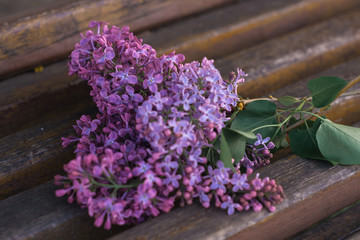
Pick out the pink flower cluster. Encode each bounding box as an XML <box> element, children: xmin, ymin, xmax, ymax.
<box><xmin>55</xmin><ymin>21</ymin><xmax>285</xmax><ymax>229</ymax></box>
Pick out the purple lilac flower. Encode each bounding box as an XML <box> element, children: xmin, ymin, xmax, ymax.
<box><xmin>55</xmin><ymin>22</ymin><xmax>285</xmax><ymax>229</ymax></box>
<box><xmin>221</xmin><ymin>196</ymin><xmax>241</xmax><ymax>215</ymax></box>
<box><xmin>143</xmin><ymin>71</ymin><xmax>163</xmax><ymax>93</ymax></box>
<box><xmin>254</xmin><ymin>133</ymin><xmax>270</xmax><ymax>147</ymax></box>
<box><xmin>93</xmin><ymin>47</ymin><xmax>115</xmax><ymax>65</ymax></box>
<box><xmin>231</xmin><ymin>173</ymin><xmax>250</xmax><ymax>192</ymax></box>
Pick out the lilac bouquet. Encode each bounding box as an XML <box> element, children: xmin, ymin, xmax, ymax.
<box><xmin>55</xmin><ymin>21</ymin><xmax>285</xmax><ymax>229</ymax></box>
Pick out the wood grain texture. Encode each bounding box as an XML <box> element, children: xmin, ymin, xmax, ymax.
<box><xmin>344</xmin><ymin>230</ymin><xmax>360</xmax><ymax>240</ymax></box>
<box><xmin>269</xmin><ymin>56</ymin><xmax>360</xmax><ymax>126</ymax></box>
<box><xmin>109</xmin><ymin>155</ymin><xmax>360</xmax><ymax>240</ymax></box>
<box><xmin>269</xmin><ymin>56</ymin><xmax>360</xmax><ymax>98</ymax></box>
<box><xmin>216</xmin><ymin>9</ymin><xmax>360</xmax><ymax>98</ymax></box>
<box><xmin>0</xmin><ymin>77</ymin><xmax>92</xmax><ymax>138</ymax></box>
<box><xmin>0</xmin><ymin>0</ymin><xmax>77</xmax><ymax>22</ymax></box>
<box><xmin>0</xmin><ymin>109</ymin><xmax>96</xmax><ymax>200</ymax></box>
<box><xmin>1</xmin><ymin>2</ymin><xmax>360</xmax><ymax>239</ymax></box>
<box><xmin>0</xmin><ymin>0</ymin><xmax>233</xmax><ymax>78</ymax></box>
<box><xmin>292</xmin><ymin>201</ymin><xmax>360</xmax><ymax>240</ymax></box>
<box><xmin>144</xmin><ymin>0</ymin><xmax>360</xmax><ymax>62</ymax></box>
<box><xmin>1</xmin><ymin>139</ymin><xmax>359</xmax><ymax>240</ymax></box>
<box><xmin>0</xmin><ymin>181</ymin><xmax>126</xmax><ymax>240</ymax></box>
<box><xmin>0</xmin><ymin>85</ymin><xmax>360</xmax><ymax>239</ymax></box>
<box><xmin>2</xmin><ymin>7</ymin><xmax>360</xmax><ymax>138</ymax></box>
<box><xmin>108</xmin><ymin>89</ymin><xmax>360</xmax><ymax>240</ymax></box>
<box><xmin>2</xmin><ymin>42</ymin><xmax>360</xmax><ymax>202</ymax></box>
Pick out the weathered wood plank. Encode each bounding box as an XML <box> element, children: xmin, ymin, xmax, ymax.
<box><xmin>216</xmin><ymin>9</ymin><xmax>360</xmax><ymax>98</ymax></box>
<box><xmin>0</xmin><ymin>0</ymin><xmax>233</xmax><ymax>78</ymax></box>
<box><xmin>1</xmin><ymin>123</ymin><xmax>359</xmax><ymax>240</ymax></box>
<box><xmin>0</xmin><ymin>2</ymin><xmax>359</xmax><ymax>240</ymax></box>
<box><xmin>269</xmin><ymin>56</ymin><xmax>360</xmax><ymax>98</ymax></box>
<box><xmin>109</xmin><ymin>155</ymin><xmax>360</xmax><ymax>240</ymax></box>
<box><xmin>0</xmin><ymin>181</ymin><xmax>125</xmax><ymax>240</ymax></box>
<box><xmin>292</xmin><ymin>201</ymin><xmax>360</xmax><ymax>240</ymax></box>
<box><xmin>2</xmin><ymin>8</ymin><xmax>360</xmax><ymax>138</ymax></box>
<box><xmin>0</xmin><ymin>67</ymin><xmax>359</xmax><ymax>238</ymax></box>
<box><xmin>1</xmin><ymin>56</ymin><xmax>359</xmax><ymax>240</ymax></box>
<box><xmin>144</xmin><ymin>0</ymin><xmax>360</xmax><ymax>62</ymax></box>
<box><xmin>1</xmin><ymin>51</ymin><xmax>360</xmax><ymax>201</ymax></box>
<box><xmin>0</xmin><ymin>109</ymin><xmax>96</xmax><ymax>200</ymax></box>
<box><xmin>0</xmin><ymin>0</ymin><xmax>77</xmax><ymax>22</ymax></box>
<box><xmin>269</xmin><ymin>56</ymin><xmax>360</xmax><ymax>126</ymax></box>
<box><xmin>0</xmin><ymin>75</ymin><xmax>92</xmax><ymax>138</ymax></box>
<box><xmin>0</xmin><ymin>61</ymin><xmax>359</xmax><ymax>239</ymax></box>
<box><xmin>345</xmin><ymin>230</ymin><xmax>360</xmax><ymax>240</ymax></box>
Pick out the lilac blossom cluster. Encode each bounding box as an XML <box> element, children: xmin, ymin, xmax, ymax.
<box><xmin>55</xmin><ymin>21</ymin><xmax>285</xmax><ymax>229</ymax></box>
<box><xmin>237</xmin><ymin>134</ymin><xmax>276</xmax><ymax>170</ymax></box>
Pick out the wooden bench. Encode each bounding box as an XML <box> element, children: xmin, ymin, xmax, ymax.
<box><xmin>1</xmin><ymin>0</ymin><xmax>360</xmax><ymax>239</ymax></box>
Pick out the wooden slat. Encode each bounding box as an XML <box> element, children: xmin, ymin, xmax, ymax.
<box><xmin>292</xmin><ymin>201</ymin><xmax>360</xmax><ymax>240</ymax></box>
<box><xmin>110</xmin><ymin>70</ymin><xmax>360</xmax><ymax>239</ymax></box>
<box><xmin>2</xmin><ymin>7</ymin><xmax>360</xmax><ymax>137</ymax></box>
<box><xmin>216</xmin><ymin>9</ymin><xmax>360</xmax><ymax>98</ymax></box>
<box><xmin>269</xmin><ymin>56</ymin><xmax>360</xmax><ymax>98</ymax></box>
<box><xmin>268</xmin><ymin>56</ymin><xmax>360</xmax><ymax>126</ymax></box>
<box><xmin>345</xmin><ymin>230</ymin><xmax>360</xmax><ymax>240</ymax></box>
<box><xmin>0</xmin><ymin>181</ymin><xmax>125</xmax><ymax>240</ymax></box>
<box><xmin>0</xmin><ymin>109</ymin><xmax>95</xmax><ymax>200</ymax></box>
<box><xmin>109</xmin><ymin>159</ymin><xmax>360</xmax><ymax>240</ymax></box>
<box><xmin>0</xmin><ymin>67</ymin><xmax>91</xmax><ymax>137</ymax></box>
<box><xmin>0</xmin><ymin>0</ymin><xmax>233</xmax><ymax>78</ymax></box>
<box><xmin>1</xmin><ymin>119</ymin><xmax>359</xmax><ymax>240</ymax></box>
<box><xmin>144</xmin><ymin>0</ymin><xmax>360</xmax><ymax>62</ymax></box>
<box><xmin>0</xmin><ymin>69</ymin><xmax>359</xmax><ymax>239</ymax></box>
<box><xmin>0</xmin><ymin>0</ymin><xmax>77</xmax><ymax>22</ymax></box>
<box><xmin>1</xmin><ymin>2</ymin><xmax>360</xmax><ymax>239</ymax></box>
<box><xmin>2</xmin><ymin>21</ymin><xmax>360</xmax><ymax>200</ymax></box>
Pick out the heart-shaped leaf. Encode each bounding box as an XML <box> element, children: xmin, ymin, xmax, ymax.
<box><xmin>316</xmin><ymin>119</ymin><xmax>360</xmax><ymax>164</ymax></box>
<box><xmin>206</xmin><ymin>147</ymin><xmax>220</xmax><ymax>165</ymax></box>
<box><xmin>289</xmin><ymin>119</ymin><xmax>325</xmax><ymax>160</ymax></box>
<box><xmin>220</xmin><ymin>128</ymin><xmax>246</xmax><ymax>169</ymax></box>
<box><xmin>307</xmin><ymin>76</ymin><xmax>347</xmax><ymax>108</ymax></box>
<box><xmin>231</xmin><ymin>100</ymin><xmax>277</xmax><ymax>143</ymax></box>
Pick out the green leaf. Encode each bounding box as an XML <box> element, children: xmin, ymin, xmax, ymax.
<box><xmin>213</xmin><ymin>137</ymin><xmax>220</xmax><ymax>150</ymax></box>
<box><xmin>229</xmin><ymin>128</ymin><xmax>257</xmax><ymax>139</ymax></box>
<box><xmin>273</xmin><ymin>133</ymin><xmax>289</xmax><ymax>149</ymax></box>
<box><xmin>278</xmin><ymin>96</ymin><xmax>299</xmax><ymax>106</ymax></box>
<box><xmin>307</xmin><ymin>76</ymin><xmax>347</xmax><ymax>108</ymax></box>
<box><xmin>289</xmin><ymin>118</ymin><xmax>326</xmax><ymax>160</ymax></box>
<box><xmin>206</xmin><ymin>147</ymin><xmax>220</xmax><ymax>165</ymax></box>
<box><xmin>231</xmin><ymin>100</ymin><xmax>277</xmax><ymax>143</ymax></box>
<box><xmin>316</xmin><ymin>119</ymin><xmax>360</xmax><ymax>165</ymax></box>
<box><xmin>220</xmin><ymin>128</ymin><xmax>246</xmax><ymax>169</ymax></box>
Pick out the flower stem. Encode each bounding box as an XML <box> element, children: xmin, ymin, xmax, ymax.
<box><xmin>91</xmin><ymin>180</ymin><xmax>137</xmax><ymax>189</ymax></box>
<box><xmin>251</xmin><ymin>124</ymin><xmax>281</xmax><ymax>133</ymax></box>
<box><xmin>285</xmin><ymin>75</ymin><xmax>360</xmax><ymax>132</ymax></box>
